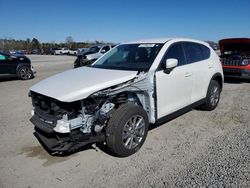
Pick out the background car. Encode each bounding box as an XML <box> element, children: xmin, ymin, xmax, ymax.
<box><xmin>0</xmin><ymin>52</ymin><xmax>35</xmax><ymax>80</ymax></box>
<box><xmin>55</xmin><ymin>48</ymin><xmax>69</xmax><ymax>55</ymax></box>
<box><xmin>77</xmin><ymin>48</ymin><xmax>88</xmax><ymax>55</ymax></box>
<box><xmin>69</xmin><ymin>48</ymin><xmax>78</xmax><ymax>55</ymax></box>
<box><xmin>74</xmin><ymin>45</ymin><xmax>115</xmax><ymax>68</ymax></box>
<box><xmin>219</xmin><ymin>38</ymin><xmax>250</xmax><ymax>79</ymax></box>
<box><xmin>31</xmin><ymin>49</ymin><xmax>42</xmax><ymax>54</ymax></box>
<box><xmin>42</xmin><ymin>48</ymin><xmax>57</xmax><ymax>55</ymax></box>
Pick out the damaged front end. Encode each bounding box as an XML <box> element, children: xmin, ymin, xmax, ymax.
<box><xmin>29</xmin><ymin>71</ymin><xmax>154</xmax><ymax>155</ymax></box>
<box><xmin>30</xmin><ymin>91</ymin><xmax>118</xmax><ymax>155</ymax></box>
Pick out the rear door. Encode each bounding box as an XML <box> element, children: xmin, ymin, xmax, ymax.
<box><xmin>183</xmin><ymin>42</ymin><xmax>211</xmax><ymax>102</ymax></box>
<box><xmin>155</xmin><ymin>42</ymin><xmax>193</xmax><ymax>118</ymax></box>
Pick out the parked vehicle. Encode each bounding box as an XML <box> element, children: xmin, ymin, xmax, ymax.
<box><xmin>219</xmin><ymin>38</ymin><xmax>250</xmax><ymax>79</ymax></box>
<box><xmin>29</xmin><ymin>38</ymin><xmax>223</xmax><ymax>157</ymax></box>
<box><xmin>69</xmin><ymin>48</ymin><xmax>78</xmax><ymax>56</ymax></box>
<box><xmin>77</xmin><ymin>48</ymin><xmax>88</xmax><ymax>55</ymax></box>
<box><xmin>22</xmin><ymin>50</ymin><xmax>32</xmax><ymax>55</ymax></box>
<box><xmin>43</xmin><ymin>48</ymin><xmax>57</xmax><ymax>55</ymax></box>
<box><xmin>0</xmin><ymin>50</ymin><xmax>10</xmax><ymax>54</ymax></box>
<box><xmin>74</xmin><ymin>45</ymin><xmax>115</xmax><ymax>68</ymax></box>
<box><xmin>55</xmin><ymin>48</ymin><xmax>69</xmax><ymax>55</ymax></box>
<box><xmin>0</xmin><ymin>52</ymin><xmax>35</xmax><ymax>80</ymax></box>
<box><xmin>31</xmin><ymin>49</ymin><xmax>42</xmax><ymax>54</ymax></box>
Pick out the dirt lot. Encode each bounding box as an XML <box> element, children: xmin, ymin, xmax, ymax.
<box><xmin>0</xmin><ymin>55</ymin><xmax>249</xmax><ymax>188</ymax></box>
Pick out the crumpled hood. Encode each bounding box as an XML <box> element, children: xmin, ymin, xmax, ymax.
<box><xmin>30</xmin><ymin>67</ymin><xmax>137</xmax><ymax>102</ymax></box>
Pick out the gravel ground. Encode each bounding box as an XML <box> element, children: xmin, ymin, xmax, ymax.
<box><xmin>0</xmin><ymin>55</ymin><xmax>249</xmax><ymax>188</ymax></box>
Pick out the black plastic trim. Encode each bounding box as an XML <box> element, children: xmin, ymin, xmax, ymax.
<box><xmin>30</xmin><ymin>115</ymin><xmax>55</xmax><ymax>134</ymax></box>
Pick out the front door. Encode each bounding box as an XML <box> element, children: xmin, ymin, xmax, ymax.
<box><xmin>155</xmin><ymin>42</ymin><xmax>193</xmax><ymax>119</ymax></box>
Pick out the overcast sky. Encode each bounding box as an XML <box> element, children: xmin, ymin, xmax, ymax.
<box><xmin>0</xmin><ymin>0</ymin><xmax>249</xmax><ymax>43</ymax></box>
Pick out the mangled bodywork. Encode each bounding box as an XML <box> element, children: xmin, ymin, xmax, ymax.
<box><xmin>30</xmin><ymin>67</ymin><xmax>155</xmax><ymax>154</ymax></box>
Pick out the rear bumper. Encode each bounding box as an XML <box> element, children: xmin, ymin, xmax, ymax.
<box><xmin>223</xmin><ymin>67</ymin><xmax>250</xmax><ymax>79</ymax></box>
<box><xmin>31</xmin><ymin>115</ymin><xmax>105</xmax><ymax>155</ymax></box>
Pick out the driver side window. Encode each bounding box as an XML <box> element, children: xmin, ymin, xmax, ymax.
<box><xmin>158</xmin><ymin>43</ymin><xmax>186</xmax><ymax>71</ymax></box>
<box><xmin>163</xmin><ymin>43</ymin><xmax>186</xmax><ymax>67</ymax></box>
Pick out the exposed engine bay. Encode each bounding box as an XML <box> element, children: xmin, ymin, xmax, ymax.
<box><xmin>30</xmin><ymin>72</ymin><xmax>154</xmax><ymax>155</ymax></box>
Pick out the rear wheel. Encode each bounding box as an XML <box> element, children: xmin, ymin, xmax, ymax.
<box><xmin>17</xmin><ymin>66</ymin><xmax>33</xmax><ymax>80</ymax></box>
<box><xmin>200</xmin><ymin>80</ymin><xmax>221</xmax><ymax>110</ymax></box>
<box><xmin>106</xmin><ymin>103</ymin><xmax>149</xmax><ymax>157</ymax></box>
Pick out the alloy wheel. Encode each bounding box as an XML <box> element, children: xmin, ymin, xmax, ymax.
<box><xmin>122</xmin><ymin>115</ymin><xmax>145</xmax><ymax>150</ymax></box>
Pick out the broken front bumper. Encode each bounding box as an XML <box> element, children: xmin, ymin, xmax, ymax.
<box><xmin>30</xmin><ymin>115</ymin><xmax>105</xmax><ymax>155</ymax></box>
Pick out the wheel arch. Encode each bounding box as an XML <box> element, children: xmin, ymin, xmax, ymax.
<box><xmin>211</xmin><ymin>72</ymin><xmax>223</xmax><ymax>90</ymax></box>
<box><xmin>109</xmin><ymin>90</ymin><xmax>152</xmax><ymax>122</ymax></box>
<box><xmin>112</xmin><ymin>91</ymin><xmax>144</xmax><ymax>108</ymax></box>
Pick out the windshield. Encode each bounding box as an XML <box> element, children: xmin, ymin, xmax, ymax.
<box><xmin>88</xmin><ymin>46</ymin><xmax>101</xmax><ymax>53</ymax></box>
<box><xmin>92</xmin><ymin>43</ymin><xmax>163</xmax><ymax>71</ymax></box>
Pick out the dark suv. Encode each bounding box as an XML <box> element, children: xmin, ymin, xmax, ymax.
<box><xmin>0</xmin><ymin>52</ymin><xmax>35</xmax><ymax>80</ymax></box>
<box><xmin>74</xmin><ymin>45</ymin><xmax>115</xmax><ymax>68</ymax></box>
<box><xmin>219</xmin><ymin>38</ymin><xmax>250</xmax><ymax>79</ymax></box>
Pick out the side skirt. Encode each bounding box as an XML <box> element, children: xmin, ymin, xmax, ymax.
<box><xmin>155</xmin><ymin>98</ymin><xmax>206</xmax><ymax>126</ymax></box>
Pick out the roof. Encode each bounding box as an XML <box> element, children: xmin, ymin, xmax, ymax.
<box><xmin>122</xmin><ymin>37</ymin><xmax>209</xmax><ymax>46</ymax></box>
<box><xmin>123</xmin><ymin>38</ymin><xmax>173</xmax><ymax>44</ymax></box>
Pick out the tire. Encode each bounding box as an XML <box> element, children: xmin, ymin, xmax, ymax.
<box><xmin>106</xmin><ymin>103</ymin><xmax>149</xmax><ymax>157</ymax></box>
<box><xmin>200</xmin><ymin>80</ymin><xmax>221</xmax><ymax>111</ymax></box>
<box><xmin>17</xmin><ymin>66</ymin><xmax>33</xmax><ymax>80</ymax></box>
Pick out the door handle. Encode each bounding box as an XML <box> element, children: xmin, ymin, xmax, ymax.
<box><xmin>185</xmin><ymin>72</ymin><xmax>191</xmax><ymax>77</ymax></box>
<box><xmin>208</xmin><ymin>64</ymin><xmax>213</xmax><ymax>69</ymax></box>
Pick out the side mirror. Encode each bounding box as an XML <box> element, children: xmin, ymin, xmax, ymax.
<box><xmin>164</xmin><ymin>58</ymin><xmax>178</xmax><ymax>73</ymax></box>
<box><xmin>101</xmin><ymin>49</ymin><xmax>106</xmax><ymax>54</ymax></box>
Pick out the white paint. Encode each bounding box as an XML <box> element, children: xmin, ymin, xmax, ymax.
<box><xmin>30</xmin><ymin>66</ymin><xmax>137</xmax><ymax>102</ymax></box>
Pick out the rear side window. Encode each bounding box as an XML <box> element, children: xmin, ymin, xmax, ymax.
<box><xmin>199</xmin><ymin>44</ymin><xmax>210</xmax><ymax>59</ymax></box>
<box><xmin>183</xmin><ymin>42</ymin><xmax>211</xmax><ymax>64</ymax></box>
<box><xmin>162</xmin><ymin>43</ymin><xmax>186</xmax><ymax>67</ymax></box>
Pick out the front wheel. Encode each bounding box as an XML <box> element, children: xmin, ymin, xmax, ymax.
<box><xmin>106</xmin><ymin>104</ymin><xmax>149</xmax><ymax>157</ymax></box>
<box><xmin>200</xmin><ymin>80</ymin><xmax>221</xmax><ymax>111</ymax></box>
<box><xmin>17</xmin><ymin>66</ymin><xmax>33</xmax><ymax>80</ymax></box>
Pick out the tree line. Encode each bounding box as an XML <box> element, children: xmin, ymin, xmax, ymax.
<box><xmin>0</xmin><ymin>37</ymin><xmax>217</xmax><ymax>51</ymax></box>
<box><xmin>0</xmin><ymin>36</ymin><xmax>112</xmax><ymax>51</ymax></box>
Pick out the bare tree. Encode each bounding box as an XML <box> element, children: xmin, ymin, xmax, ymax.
<box><xmin>65</xmin><ymin>36</ymin><xmax>74</xmax><ymax>48</ymax></box>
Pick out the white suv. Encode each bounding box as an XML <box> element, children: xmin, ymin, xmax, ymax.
<box><xmin>29</xmin><ymin>38</ymin><xmax>223</xmax><ymax>157</ymax></box>
<box><xmin>54</xmin><ymin>48</ymin><xmax>69</xmax><ymax>55</ymax></box>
